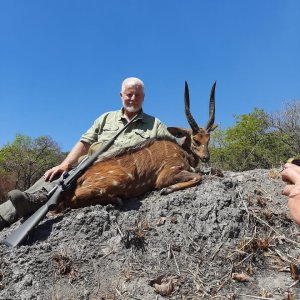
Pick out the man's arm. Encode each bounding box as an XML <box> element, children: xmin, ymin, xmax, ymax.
<box><xmin>282</xmin><ymin>163</ymin><xmax>300</xmax><ymax>225</ymax></box>
<box><xmin>44</xmin><ymin>141</ymin><xmax>91</xmax><ymax>182</ymax></box>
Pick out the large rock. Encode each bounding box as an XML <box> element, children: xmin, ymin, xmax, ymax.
<box><xmin>0</xmin><ymin>169</ymin><xmax>299</xmax><ymax>299</ymax></box>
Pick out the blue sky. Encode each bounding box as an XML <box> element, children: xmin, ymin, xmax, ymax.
<box><xmin>1</xmin><ymin>0</ymin><xmax>299</xmax><ymax>151</ymax></box>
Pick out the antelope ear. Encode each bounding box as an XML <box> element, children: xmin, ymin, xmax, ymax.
<box><xmin>209</xmin><ymin>124</ymin><xmax>218</xmax><ymax>132</ymax></box>
<box><xmin>167</xmin><ymin>127</ymin><xmax>191</xmax><ymax>138</ymax></box>
<box><xmin>176</xmin><ymin>136</ymin><xmax>186</xmax><ymax>146</ymax></box>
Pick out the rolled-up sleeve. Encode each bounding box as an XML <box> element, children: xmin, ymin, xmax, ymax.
<box><xmin>80</xmin><ymin>114</ymin><xmax>106</xmax><ymax>144</ymax></box>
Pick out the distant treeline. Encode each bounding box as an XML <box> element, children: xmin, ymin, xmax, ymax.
<box><xmin>0</xmin><ymin>135</ymin><xmax>67</xmax><ymax>203</ymax></box>
<box><xmin>210</xmin><ymin>101</ymin><xmax>300</xmax><ymax>171</ymax></box>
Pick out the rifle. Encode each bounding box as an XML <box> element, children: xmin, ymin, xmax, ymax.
<box><xmin>3</xmin><ymin>114</ymin><xmax>139</xmax><ymax>247</ymax></box>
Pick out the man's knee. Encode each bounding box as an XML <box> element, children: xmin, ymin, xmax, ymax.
<box><xmin>0</xmin><ymin>200</ymin><xmax>18</xmax><ymax>230</ymax></box>
<box><xmin>8</xmin><ymin>189</ymin><xmax>48</xmax><ymax>217</ymax></box>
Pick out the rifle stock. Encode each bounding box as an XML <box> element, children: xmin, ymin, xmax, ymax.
<box><xmin>3</xmin><ymin>114</ymin><xmax>139</xmax><ymax>247</ymax></box>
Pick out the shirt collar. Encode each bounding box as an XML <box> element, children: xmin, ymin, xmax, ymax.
<box><xmin>118</xmin><ymin>108</ymin><xmax>145</xmax><ymax>123</ymax></box>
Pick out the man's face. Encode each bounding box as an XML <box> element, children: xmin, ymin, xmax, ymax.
<box><xmin>120</xmin><ymin>84</ymin><xmax>144</xmax><ymax>113</ymax></box>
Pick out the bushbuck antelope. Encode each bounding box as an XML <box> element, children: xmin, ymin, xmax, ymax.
<box><xmin>65</xmin><ymin>81</ymin><xmax>217</xmax><ymax>209</ymax></box>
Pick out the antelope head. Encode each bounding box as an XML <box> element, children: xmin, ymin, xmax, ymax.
<box><xmin>168</xmin><ymin>81</ymin><xmax>218</xmax><ymax>163</ymax></box>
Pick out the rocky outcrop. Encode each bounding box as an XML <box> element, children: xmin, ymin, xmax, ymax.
<box><xmin>0</xmin><ymin>169</ymin><xmax>298</xmax><ymax>299</ymax></box>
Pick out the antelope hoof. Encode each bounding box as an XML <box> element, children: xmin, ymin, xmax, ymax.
<box><xmin>160</xmin><ymin>188</ymin><xmax>171</xmax><ymax>195</ymax></box>
<box><xmin>115</xmin><ymin>197</ymin><xmax>124</xmax><ymax>207</ymax></box>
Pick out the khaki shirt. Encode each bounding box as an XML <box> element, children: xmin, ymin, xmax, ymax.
<box><xmin>80</xmin><ymin>109</ymin><xmax>174</xmax><ymax>156</ymax></box>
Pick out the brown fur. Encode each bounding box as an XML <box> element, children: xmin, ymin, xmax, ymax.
<box><xmin>63</xmin><ymin>137</ymin><xmax>201</xmax><ymax>208</ymax></box>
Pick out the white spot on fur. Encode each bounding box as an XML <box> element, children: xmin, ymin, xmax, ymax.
<box><xmin>97</xmin><ymin>189</ymin><xmax>105</xmax><ymax>195</ymax></box>
<box><xmin>127</xmin><ymin>172</ymin><xmax>134</xmax><ymax>180</ymax></box>
<box><xmin>108</xmin><ymin>170</ymin><xmax>114</xmax><ymax>174</ymax></box>
<box><xmin>145</xmin><ymin>148</ymin><xmax>154</xmax><ymax>164</ymax></box>
<box><xmin>112</xmin><ymin>180</ymin><xmax>119</xmax><ymax>186</ymax></box>
<box><xmin>173</xmin><ymin>153</ymin><xmax>177</xmax><ymax>157</ymax></box>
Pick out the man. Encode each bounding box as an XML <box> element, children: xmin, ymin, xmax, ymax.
<box><xmin>0</xmin><ymin>77</ymin><xmax>173</xmax><ymax>230</ymax></box>
<box><xmin>282</xmin><ymin>162</ymin><xmax>300</xmax><ymax>225</ymax></box>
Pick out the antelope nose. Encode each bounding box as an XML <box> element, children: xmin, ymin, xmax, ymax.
<box><xmin>201</xmin><ymin>156</ymin><xmax>209</xmax><ymax>163</ymax></box>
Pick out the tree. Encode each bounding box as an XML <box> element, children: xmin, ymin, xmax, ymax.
<box><xmin>0</xmin><ymin>134</ymin><xmax>66</xmax><ymax>190</ymax></box>
<box><xmin>268</xmin><ymin>100</ymin><xmax>300</xmax><ymax>154</ymax></box>
<box><xmin>0</xmin><ymin>171</ymin><xmax>16</xmax><ymax>204</ymax></box>
<box><xmin>210</xmin><ymin>108</ymin><xmax>295</xmax><ymax>171</ymax></box>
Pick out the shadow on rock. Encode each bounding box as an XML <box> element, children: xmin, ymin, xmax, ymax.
<box><xmin>21</xmin><ymin>215</ymin><xmax>64</xmax><ymax>246</ymax></box>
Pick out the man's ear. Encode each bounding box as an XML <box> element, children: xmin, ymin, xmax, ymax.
<box><xmin>167</xmin><ymin>127</ymin><xmax>191</xmax><ymax>138</ymax></box>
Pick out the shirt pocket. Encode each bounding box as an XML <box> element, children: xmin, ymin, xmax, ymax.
<box><xmin>98</xmin><ymin>124</ymin><xmax>120</xmax><ymax>142</ymax></box>
<box><xmin>134</xmin><ymin>129</ymin><xmax>151</xmax><ymax>140</ymax></box>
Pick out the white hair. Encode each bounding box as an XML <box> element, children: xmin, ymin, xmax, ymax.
<box><xmin>121</xmin><ymin>77</ymin><xmax>145</xmax><ymax>94</ymax></box>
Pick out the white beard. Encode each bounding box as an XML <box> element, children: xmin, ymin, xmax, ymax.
<box><xmin>123</xmin><ymin>103</ymin><xmax>141</xmax><ymax>113</ymax></box>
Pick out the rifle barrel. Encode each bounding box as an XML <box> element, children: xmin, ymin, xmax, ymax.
<box><xmin>3</xmin><ymin>205</ymin><xmax>49</xmax><ymax>247</ymax></box>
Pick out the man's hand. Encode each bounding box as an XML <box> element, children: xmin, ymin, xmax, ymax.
<box><xmin>281</xmin><ymin>163</ymin><xmax>300</xmax><ymax>225</ymax></box>
<box><xmin>282</xmin><ymin>163</ymin><xmax>300</xmax><ymax>196</ymax></box>
<box><xmin>44</xmin><ymin>164</ymin><xmax>69</xmax><ymax>182</ymax></box>
<box><xmin>43</xmin><ymin>141</ymin><xmax>91</xmax><ymax>182</ymax></box>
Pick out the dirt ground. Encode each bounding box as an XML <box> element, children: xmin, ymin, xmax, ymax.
<box><xmin>0</xmin><ymin>168</ymin><xmax>300</xmax><ymax>300</ymax></box>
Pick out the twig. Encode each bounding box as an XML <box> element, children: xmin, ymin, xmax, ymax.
<box><xmin>227</xmin><ymin>227</ymin><xmax>256</xmax><ymax>259</ymax></box>
<box><xmin>187</xmin><ymin>268</ymin><xmax>210</xmax><ymax>296</ymax></box>
<box><xmin>216</xmin><ymin>258</ymin><xmax>234</xmax><ymax>293</ymax></box>
<box><xmin>188</xmin><ymin>235</ymin><xmax>201</xmax><ymax>251</ymax></box>
<box><xmin>238</xmin><ymin>190</ymin><xmax>250</xmax><ymax>218</ymax></box>
<box><xmin>272</xmin><ymin>249</ymin><xmax>293</xmax><ymax>264</ymax></box>
<box><xmin>211</xmin><ymin>242</ymin><xmax>224</xmax><ymax>260</ymax></box>
<box><xmin>115</xmin><ymin>222</ymin><xmax>124</xmax><ymax>238</ymax></box>
<box><xmin>171</xmin><ymin>248</ymin><xmax>181</xmax><ymax>276</ymax></box>
<box><xmin>235</xmin><ymin>253</ymin><xmax>254</xmax><ymax>267</ymax></box>
<box><xmin>288</xmin><ymin>280</ymin><xmax>299</xmax><ymax>288</ymax></box>
<box><xmin>99</xmin><ymin>250</ymin><xmax>114</xmax><ymax>260</ymax></box>
<box><xmin>115</xmin><ymin>287</ymin><xmax>122</xmax><ymax>297</ymax></box>
<box><xmin>91</xmin><ymin>262</ymin><xmax>101</xmax><ymax>295</ymax></box>
<box><xmin>237</xmin><ymin>294</ymin><xmax>275</xmax><ymax>300</ymax></box>
<box><xmin>167</xmin><ymin>243</ymin><xmax>171</xmax><ymax>259</ymax></box>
